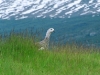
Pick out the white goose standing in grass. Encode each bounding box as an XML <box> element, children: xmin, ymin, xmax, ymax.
<box><xmin>38</xmin><ymin>28</ymin><xmax>54</xmax><ymax>50</ymax></box>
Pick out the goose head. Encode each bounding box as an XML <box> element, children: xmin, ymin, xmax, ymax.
<box><xmin>45</xmin><ymin>28</ymin><xmax>54</xmax><ymax>38</ymax></box>
<box><xmin>47</xmin><ymin>28</ymin><xmax>54</xmax><ymax>34</ymax></box>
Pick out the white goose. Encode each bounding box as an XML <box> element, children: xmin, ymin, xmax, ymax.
<box><xmin>38</xmin><ymin>28</ymin><xmax>54</xmax><ymax>50</ymax></box>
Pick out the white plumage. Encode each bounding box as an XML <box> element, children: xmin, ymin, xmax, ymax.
<box><xmin>38</xmin><ymin>28</ymin><xmax>54</xmax><ymax>50</ymax></box>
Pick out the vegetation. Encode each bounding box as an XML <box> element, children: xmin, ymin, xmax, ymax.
<box><xmin>0</xmin><ymin>32</ymin><xmax>100</xmax><ymax>75</ymax></box>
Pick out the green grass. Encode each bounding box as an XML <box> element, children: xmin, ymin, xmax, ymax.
<box><xmin>0</xmin><ymin>33</ymin><xmax>100</xmax><ymax>75</ymax></box>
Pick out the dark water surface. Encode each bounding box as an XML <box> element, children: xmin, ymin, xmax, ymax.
<box><xmin>0</xmin><ymin>15</ymin><xmax>100</xmax><ymax>47</ymax></box>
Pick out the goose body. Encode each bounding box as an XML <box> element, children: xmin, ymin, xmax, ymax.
<box><xmin>38</xmin><ymin>28</ymin><xmax>54</xmax><ymax>50</ymax></box>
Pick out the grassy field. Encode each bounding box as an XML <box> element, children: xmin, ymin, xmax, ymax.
<box><xmin>0</xmin><ymin>33</ymin><xmax>100</xmax><ymax>75</ymax></box>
